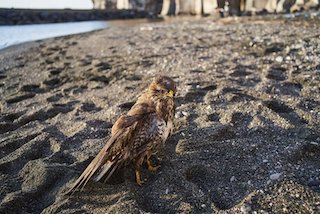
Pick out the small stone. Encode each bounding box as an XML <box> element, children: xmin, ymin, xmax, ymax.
<box><xmin>240</xmin><ymin>205</ymin><xmax>251</xmax><ymax>213</ymax></box>
<box><xmin>263</xmin><ymin>159</ymin><xmax>268</xmax><ymax>163</ymax></box>
<box><xmin>175</xmin><ymin>111</ymin><xmax>183</xmax><ymax>118</ymax></box>
<box><xmin>140</xmin><ymin>26</ymin><xmax>153</xmax><ymax>31</ymax></box>
<box><xmin>165</xmin><ymin>188</ymin><xmax>169</xmax><ymax>194</ymax></box>
<box><xmin>270</xmin><ymin>172</ymin><xmax>282</xmax><ymax>180</ymax></box>
<box><xmin>257</xmin><ymin>189</ymin><xmax>264</xmax><ymax>194</ymax></box>
<box><xmin>182</xmin><ymin>111</ymin><xmax>189</xmax><ymax>116</ymax></box>
<box><xmin>275</xmin><ymin>56</ymin><xmax>283</xmax><ymax>63</ymax></box>
<box><xmin>91</xmin><ymin>59</ymin><xmax>101</xmax><ymax>66</ymax></box>
<box><xmin>201</xmin><ymin>204</ymin><xmax>206</xmax><ymax>208</ymax></box>
<box><xmin>230</xmin><ymin>176</ymin><xmax>236</xmax><ymax>182</ymax></box>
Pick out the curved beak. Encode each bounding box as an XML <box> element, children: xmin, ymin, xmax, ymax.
<box><xmin>165</xmin><ymin>90</ymin><xmax>175</xmax><ymax>97</ymax></box>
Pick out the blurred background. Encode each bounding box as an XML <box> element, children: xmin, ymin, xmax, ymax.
<box><xmin>1</xmin><ymin>0</ymin><xmax>320</xmax><ymax>23</ymax></box>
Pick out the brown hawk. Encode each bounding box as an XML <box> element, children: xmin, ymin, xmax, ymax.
<box><xmin>67</xmin><ymin>76</ymin><xmax>176</xmax><ymax>193</ymax></box>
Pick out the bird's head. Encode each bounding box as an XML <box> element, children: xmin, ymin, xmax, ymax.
<box><xmin>149</xmin><ymin>76</ymin><xmax>176</xmax><ymax>98</ymax></box>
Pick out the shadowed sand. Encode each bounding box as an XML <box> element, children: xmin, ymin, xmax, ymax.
<box><xmin>0</xmin><ymin>16</ymin><xmax>319</xmax><ymax>213</ymax></box>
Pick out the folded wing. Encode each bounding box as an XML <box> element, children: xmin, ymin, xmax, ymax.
<box><xmin>66</xmin><ymin>102</ymin><xmax>156</xmax><ymax>194</ymax></box>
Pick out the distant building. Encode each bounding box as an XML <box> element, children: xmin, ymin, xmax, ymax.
<box><xmin>92</xmin><ymin>0</ymin><xmax>107</xmax><ymax>9</ymax></box>
<box><xmin>92</xmin><ymin>0</ymin><xmax>319</xmax><ymax>15</ymax></box>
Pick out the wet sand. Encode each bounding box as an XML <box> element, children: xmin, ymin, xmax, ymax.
<box><xmin>0</xmin><ymin>16</ymin><xmax>319</xmax><ymax>213</ymax></box>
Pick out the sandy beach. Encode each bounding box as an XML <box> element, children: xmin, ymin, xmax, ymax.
<box><xmin>0</xmin><ymin>16</ymin><xmax>319</xmax><ymax>213</ymax></box>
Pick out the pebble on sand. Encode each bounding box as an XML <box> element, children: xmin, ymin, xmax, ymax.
<box><xmin>270</xmin><ymin>172</ymin><xmax>283</xmax><ymax>180</ymax></box>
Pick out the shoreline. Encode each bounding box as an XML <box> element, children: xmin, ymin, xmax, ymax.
<box><xmin>0</xmin><ymin>18</ymin><xmax>164</xmax><ymax>50</ymax></box>
<box><xmin>1</xmin><ymin>11</ymin><xmax>319</xmax><ymax>52</ymax></box>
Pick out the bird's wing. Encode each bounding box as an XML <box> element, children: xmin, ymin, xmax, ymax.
<box><xmin>66</xmin><ymin>104</ymin><xmax>156</xmax><ymax>195</ymax></box>
<box><xmin>111</xmin><ymin>102</ymin><xmax>155</xmax><ymax>135</ymax></box>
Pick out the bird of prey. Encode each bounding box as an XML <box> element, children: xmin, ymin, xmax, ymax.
<box><xmin>67</xmin><ymin>76</ymin><xmax>176</xmax><ymax>194</ymax></box>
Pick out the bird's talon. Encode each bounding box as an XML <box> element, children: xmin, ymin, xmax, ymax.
<box><xmin>137</xmin><ymin>178</ymin><xmax>145</xmax><ymax>186</ymax></box>
<box><xmin>137</xmin><ymin>180</ymin><xmax>144</xmax><ymax>186</ymax></box>
<box><xmin>135</xmin><ymin>170</ymin><xmax>144</xmax><ymax>186</ymax></box>
<box><xmin>147</xmin><ymin>159</ymin><xmax>160</xmax><ymax>172</ymax></box>
<box><xmin>148</xmin><ymin>165</ymin><xmax>160</xmax><ymax>172</ymax></box>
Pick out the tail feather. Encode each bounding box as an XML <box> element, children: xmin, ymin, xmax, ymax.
<box><xmin>103</xmin><ymin>162</ymin><xmax>120</xmax><ymax>183</ymax></box>
<box><xmin>65</xmin><ymin>131</ymin><xmax>124</xmax><ymax>195</ymax></box>
<box><xmin>93</xmin><ymin>160</ymin><xmax>113</xmax><ymax>182</ymax></box>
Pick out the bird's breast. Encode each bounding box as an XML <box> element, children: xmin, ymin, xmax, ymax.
<box><xmin>159</xmin><ymin>119</ymin><xmax>173</xmax><ymax>142</ymax></box>
<box><xmin>166</xmin><ymin>120</ymin><xmax>174</xmax><ymax>140</ymax></box>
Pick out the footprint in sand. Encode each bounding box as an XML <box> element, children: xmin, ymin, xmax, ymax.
<box><xmin>207</xmin><ymin>112</ymin><xmax>220</xmax><ymax>122</ymax></box>
<box><xmin>20</xmin><ymin>84</ymin><xmax>45</xmax><ymax>93</ymax></box>
<box><xmin>6</xmin><ymin>93</ymin><xmax>36</xmax><ymax>104</ymax></box>
<box><xmin>0</xmin><ymin>102</ymin><xmax>76</xmax><ymax>134</ymax></box>
<box><xmin>266</xmin><ymin>81</ymin><xmax>303</xmax><ymax>96</ymax></box>
<box><xmin>263</xmin><ymin>100</ymin><xmax>307</xmax><ymax>126</ymax></box>
<box><xmin>184</xmin><ymin>82</ymin><xmax>217</xmax><ymax>103</ymax></box>
<box><xmin>42</xmin><ymin>78</ymin><xmax>61</xmax><ymax>88</ymax></box>
<box><xmin>1</xmin><ymin>111</ymin><xmax>25</xmax><ymax>122</ymax></box>
<box><xmin>229</xmin><ymin>64</ymin><xmax>253</xmax><ymax>77</ymax></box>
<box><xmin>47</xmin><ymin>93</ymin><xmax>63</xmax><ymax>102</ymax></box>
<box><xmin>47</xmin><ymin>66</ymin><xmax>63</xmax><ymax>76</ymax></box>
<box><xmin>266</xmin><ymin>65</ymin><xmax>287</xmax><ymax>81</ymax></box>
<box><xmin>80</xmin><ymin>102</ymin><xmax>102</xmax><ymax>112</ymax></box>
<box><xmin>0</xmin><ymin>133</ymin><xmax>40</xmax><ymax>159</ymax></box>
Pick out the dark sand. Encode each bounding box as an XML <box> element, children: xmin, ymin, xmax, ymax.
<box><xmin>0</xmin><ymin>16</ymin><xmax>319</xmax><ymax>213</ymax></box>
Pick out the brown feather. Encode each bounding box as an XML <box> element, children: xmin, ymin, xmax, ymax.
<box><xmin>65</xmin><ymin>130</ymin><xmax>124</xmax><ymax>194</ymax></box>
<box><xmin>66</xmin><ymin>76</ymin><xmax>176</xmax><ymax>194</ymax></box>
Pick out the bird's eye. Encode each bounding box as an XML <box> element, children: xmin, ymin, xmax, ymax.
<box><xmin>155</xmin><ymin>88</ymin><xmax>163</xmax><ymax>94</ymax></box>
<box><xmin>155</xmin><ymin>88</ymin><xmax>165</xmax><ymax>94</ymax></box>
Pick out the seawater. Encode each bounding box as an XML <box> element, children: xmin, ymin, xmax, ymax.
<box><xmin>0</xmin><ymin>21</ymin><xmax>109</xmax><ymax>50</ymax></box>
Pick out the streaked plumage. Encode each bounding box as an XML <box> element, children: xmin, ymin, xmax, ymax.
<box><xmin>67</xmin><ymin>76</ymin><xmax>176</xmax><ymax>194</ymax></box>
